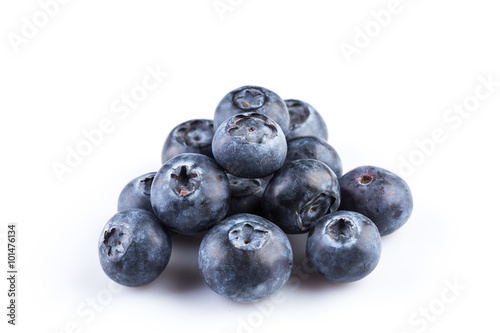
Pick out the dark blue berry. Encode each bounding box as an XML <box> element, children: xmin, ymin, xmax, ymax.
<box><xmin>161</xmin><ymin>119</ymin><xmax>215</xmax><ymax>164</ymax></box>
<box><xmin>285</xmin><ymin>136</ymin><xmax>343</xmax><ymax>177</ymax></box>
<box><xmin>262</xmin><ymin>159</ymin><xmax>341</xmax><ymax>234</ymax></box>
<box><xmin>151</xmin><ymin>153</ymin><xmax>230</xmax><ymax>235</ymax></box>
<box><xmin>117</xmin><ymin>172</ymin><xmax>156</xmax><ymax>213</ymax></box>
<box><xmin>339</xmin><ymin>166</ymin><xmax>413</xmax><ymax>236</ymax></box>
<box><xmin>285</xmin><ymin>99</ymin><xmax>328</xmax><ymax>140</ymax></box>
<box><xmin>226</xmin><ymin>173</ymin><xmax>268</xmax><ymax>217</ymax></box>
<box><xmin>98</xmin><ymin>209</ymin><xmax>172</xmax><ymax>287</ymax></box>
<box><xmin>198</xmin><ymin>213</ymin><xmax>292</xmax><ymax>303</ymax></box>
<box><xmin>214</xmin><ymin>86</ymin><xmax>290</xmax><ymax>135</ymax></box>
<box><xmin>306</xmin><ymin>210</ymin><xmax>381</xmax><ymax>283</ymax></box>
<box><xmin>212</xmin><ymin>112</ymin><xmax>287</xmax><ymax>178</ymax></box>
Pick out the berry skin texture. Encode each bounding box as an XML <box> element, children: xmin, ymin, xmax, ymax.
<box><xmin>212</xmin><ymin>112</ymin><xmax>287</xmax><ymax>178</ymax></box>
<box><xmin>198</xmin><ymin>213</ymin><xmax>293</xmax><ymax>303</ymax></box>
<box><xmin>98</xmin><ymin>209</ymin><xmax>172</xmax><ymax>287</ymax></box>
<box><xmin>161</xmin><ymin>119</ymin><xmax>215</xmax><ymax>164</ymax></box>
<box><xmin>117</xmin><ymin>172</ymin><xmax>156</xmax><ymax>213</ymax></box>
<box><xmin>213</xmin><ymin>86</ymin><xmax>290</xmax><ymax>135</ymax></box>
<box><xmin>339</xmin><ymin>166</ymin><xmax>413</xmax><ymax>236</ymax></box>
<box><xmin>285</xmin><ymin>136</ymin><xmax>343</xmax><ymax>177</ymax></box>
<box><xmin>285</xmin><ymin>99</ymin><xmax>328</xmax><ymax>141</ymax></box>
<box><xmin>306</xmin><ymin>211</ymin><xmax>381</xmax><ymax>283</ymax></box>
<box><xmin>262</xmin><ymin>159</ymin><xmax>341</xmax><ymax>234</ymax></box>
<box><xmin>226</xmin><ymin>173</ymin><xmax>268</xmax><ymax>217</ymax></box>
<box><xmin>151</xmin><ymin>153</ymin><xmax>230</xmax><ymax>235</ymax></box>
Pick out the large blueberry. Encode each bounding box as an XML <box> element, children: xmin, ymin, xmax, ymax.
<box><xmin>151</xmin><ymin>153</ymin><xmax>230</xmax><ymax>235</ymax></box>
<box><xmin>198</xmin><ymin>213</ymin><xmax>292</xmax><ymax>303</ymax></box>
<box><xmin>98</xmin><ymin>209</ymin><xmax>172</xmax><ymax>287</ymax></box>
<box><xmin>339</xmin><ymin>166</ymin><xmax>413</xmax><ymax>236</ymax></box>
<box><xmin>226</xmin><ymin>174</ymin><xmax>268</xmax><ymax>217</ymax></box>
<box><xmin>262</xmin><ymin>159</ymin><xmax>341</xmax><ymax>234</ymax></box>
<box><xmin>306</xmin><ymin>210</ymin><xmax>381</xmax><ymax>283</ymax></box>
<box><xmin>213</xmin><ymin>86</ymin><xmax>290</xmax><ymax>135</ymax></box>
<box><xmin>285</xmin><ymin>136</ymin><xmax>343</xmax><ymax>177</ymax></box>
<box><xmin>117</xmin><ymin>172</ymin><xmax>156</xmax><ymax>213</ymax></box>
<box><xmin>161</xmin><ymin>119</ymin><xmax>214</xmax><ymax>164</ymax></box>
<box><xmin>285</xmin><ymin>99</ymin><xmax>328</xmax><ymax>140</ymax></box>
<box><xmin>212</xmin><ymin>112</ymin><xmax>287</xmax><ymax>178</ymax></box>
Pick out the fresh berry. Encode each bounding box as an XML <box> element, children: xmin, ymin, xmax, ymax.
<box><xmin>226</xmin><ymin>173</ymin><xmax>268</xmax><ymax>217</ymax></box>
<box><xmin>214</xmin><ymin>86</ymin><xmax>290</xmax><ymax>135</ymax></box>
<box><xmin>212</xmin><ymin>112</ymin><xmax>287</xmax><ymax>178</ymax></box>
<box><xmin>262</xmin><ymin>159</ymin><xmax>341</xmax><ymax>234</ymax></box>
<box><xmin>339</xmin><ymin>166</ymin><xmax>413</xmax><ymax>236</ymax></box>
<box><xmin>198</xmin><ymin>213</ymin><xmax>292</xmax><ymax>303</ymax></box>
<box><xmin>151</xmin><ymin>153</ymin><xmax>230</xmax><ymax>235</ymax></box>
<box><xmin>161</xmin><ymin>119</ymin><xmax>215</xmax><ymax>164</ymax></box>
<box><xmin>285</xmin><ymin>99</ymin><xmax>328</xmax><ymax>140</ymax></box>
<box><xmin>98</xmin><ymin>209</ymin><xmax>172</xmax><ymax>287</ymax></box>
<box><xmin>306</xmin><ymin>210</ymin><xmax>381</xmax><ymax>283</ymax></box>
<box><xmin>117</xmin><ymin>172</ymin><xmax>156</xmax><ymax>213</ymax></box>
<box><xmin>285</xmin><ymin>136</ymin><xmax>343</xmax><ymax>177</ymax></box>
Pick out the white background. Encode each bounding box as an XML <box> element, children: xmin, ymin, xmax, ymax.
<box><xmin>1</xmin><ymin>1</ymin><xmax>499</xmax><ymax>332</ymax></box>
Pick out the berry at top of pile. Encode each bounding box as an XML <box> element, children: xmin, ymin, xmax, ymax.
<box><xmin>213</xmin><ymin>85</ymin><xmax>290</xmax><ymax>136</ymax></box>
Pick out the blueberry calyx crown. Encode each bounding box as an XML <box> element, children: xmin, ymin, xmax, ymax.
<box><xmin>296</xmin><ymin>193</ymin><xmax>336</xmax><ymax>230</ymax></box>
<box><xmin>228</xmin><ymin>222</ymin><xmax>270</xmax><ymax>251</ymax></box>
<box><xmin>229</xmin><ymin>177</ymin><xmax>264</xmax><ymax>197</ymax></box>
<box><xmin>233</xmin><ymin>88</ymin><xmax>266</xmax><ymax>110</ymax></box>
<box><xmin>138</xmin><ymin>175</ymin><xmax>154</xmax><ymax>198</ymax></box>
<box><xmin>174</xmin><ymin>119</ymin><xmax>213</xmax><ymax>148</ymax></box>
<box><xmin>358</xmin><ymin>174</ymin><xmax>374</xmax><ymax>185</ymax></box>
<box><xmin>326</xmin><ymin>218</ymin><xmax>359</xmax><ymax>245</ymax></box>
<box><xmin>227</xmin><ymin>113</ymin><xmax>278</xmax><ymax>144</ymax></box>
<box><xmin>286</xmin><ymin>100</ymin><xmax>310</xmax><ymax>129</ymax></box>
<box><xmin>170</xmin><ymin>165</ymin><xmax>200</xmax><ymax>197</ymax></box>
<box><xmin>102</xmin><ymin>226</ymin><xmax>131</xmax><ymax>261</ymax></box>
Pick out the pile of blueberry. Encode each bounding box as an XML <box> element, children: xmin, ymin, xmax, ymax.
<box><xmin>98</xmin><ymin>86</ymin><xmax>413</xmax><ymax>303</ymax></box>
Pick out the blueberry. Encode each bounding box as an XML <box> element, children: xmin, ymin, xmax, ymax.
<box><xmin>306</xmin><ymin>210</ymin><xmax>381</xmax><ymax>283</ymax></box>
<box><xmin>151</xmin><ymin>153</ymin><xmax>230</xmax><ymax>235</ymax></box>
<box><xmin>285</xmin><ymin>99</ymin><xmax>328</xmax><ymax>140</ymax></box>
<box><xmin>161</xmin><ymin>119</ymin><xmax>215</xmax><ymax>164</ymax></box>
<box><xmin>198</xmin><ymin>213</ymin><xmax>292</xmax><ymax>303</ymax></box>
<box><xmin>98</xmin><ymin>209</ymin><xmax>172</xmax><ymax>287</ymax></box>
<box><xmin>226</xmin><ymin>173</ymin><xmax>268</xmax><ymax>217</ymax></box>
<box><xmin>262</xmin><ymin>159</ymin><xmax>341</xmax><ymax>234</ymax></box>
<box><xmin>285</xmin><ymin>136</ymin><xmax>343</xmax><ymax>177</ymax></box>
<box><xmin>117</xmin><ymin>172</ymin><xmax>156</xmax><ymax>213</ymax></box>
<box><xmin>214</xmin><ymin>86</ymin><xmax>290</xmax><ymax>135</ymax></box>
<box><xmin>339</xmin><ymin>166</ymin><xmax>413</xmax><ymax>236</ymax></box>
<box><xmin>212</xmin><ymin>112</ymin><xmax>287</xmax><ymax>178</ymax></box>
